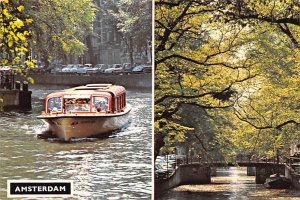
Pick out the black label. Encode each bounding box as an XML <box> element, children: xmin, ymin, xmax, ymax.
<box><xmin>10</xmin><ymin>182</ymin><xmax>71</xmax><ymax>195</ymax></box>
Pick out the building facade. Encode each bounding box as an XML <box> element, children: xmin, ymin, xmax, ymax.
<box><xmin>84</xmin><ymin>0</ymin><xmax>151</xmax><ymax>66</ymax></box>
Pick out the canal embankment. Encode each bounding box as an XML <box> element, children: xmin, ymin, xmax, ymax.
<box><xmin>0</xmin><ymin>73</ymin><xmax>151</xmax><ymax>109</ymax></box>
<box><xmin>285</xmin><ymin>164</ymin><xmax>300</xmax><ymax>189</ymax></box>
<box><xmin>155</xmin><ymin>164</ymin><xmax>211</xmax><ymax>195</ymax></box>
<box><xmin>0</xmin><ymin>80</ymin><xmax>31</xmax><ymax>109</ymax></box>
<box><xmin>156</xmin><ymin>167</ymin><xmax>300</xmax><ymax>200</ymax></box>
<box><xmin>155</xmin><ymin>162</ymin><xmax>300</xmax><ymax>198</ymax></box>
<box><xmin>16</xmin><ymin>73</ymin><xmax>152</xmax><ymax>89</ymax></box>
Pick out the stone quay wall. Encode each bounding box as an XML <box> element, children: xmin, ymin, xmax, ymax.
<box><xmin>155</xmin><ymin>164</ymin><xmax>211</xmax><ymax>195</ymax></box>
<box><xmin>255</xmin><ymin>164</ymin><xmax>285</xmax><ymax>184</ymax></box>
<box><xmin>0</xmin><ymin>89</ymin><xmax>31</xmax><ymax>109</ymax></box>
<box><xmin>0</xmin><ymin>89</ymin><xmax>19</xmax><ymax>107</ymax></box>
<box><xmin>285</xmin><ymin>165</ymin><xmax>300</xmax><ymax>189</ymax></box>
<box><xmin>16</xmin><ymin>73</ymin><xmax>152</xmax><ymax>89</ymax></box>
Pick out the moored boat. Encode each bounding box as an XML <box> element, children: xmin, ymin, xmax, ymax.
<box><xmin>37</xmin><ymin>84</ymin><xmax>131</xmax><ymax>141</ymax></box>
<box><xmin>264</xmin><ymin>174</ymin><xmax>291</xmax><ymax>189</ymax></box>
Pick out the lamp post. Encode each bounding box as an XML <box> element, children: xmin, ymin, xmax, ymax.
<box><xmin>174</xmin><ymin>147</ymin><xmax>177</xmax><ymax>169</ymax></box>
<box><xmin>166</xmin><ymin>152</ymin><xmax>169</xmax><ymax>178</ymax></box>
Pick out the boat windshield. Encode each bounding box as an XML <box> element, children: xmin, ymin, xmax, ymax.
<box><xmin>48</xmin><ymin>97</ymin><xmax>62</xmax><ymax>112</ymax></box>
<box><xmin>64</xmin><ymin>98</ymin><xmax>90</xmax><ymax>112</ymax></box>
<box><xmin>92</xmin><ymin>96</ymin><xmax>108</xmax><ymax>112</ymax></box>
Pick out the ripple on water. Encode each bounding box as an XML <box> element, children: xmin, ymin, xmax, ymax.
<box><xmin>158</xmin><ymin>167</ymin><xmax>300</xmax><ymax>200</ymax></box>
<box><xmin>0</xmin><ymin>88</ymin><xmax>152</xmax><ymax>199</ymax></box>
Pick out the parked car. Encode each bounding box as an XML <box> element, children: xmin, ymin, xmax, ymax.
<box><xmin>61</xmin><ymin>64</ymin><xmax>86</xmax><ymax>74</ymax></box>
<box><xmin>122</xmin><ymin>63</ymin><xmax>133</xmax><ymax>73</ymax></box>
<box><xmin>104</xmin><ymin>64</ymin><xmax>122</xmax><ymax>73</ymax></box>
<box><xmin>155</xmin><ymin>163</ymin><xmax>169</xmax><ymax>179</ymax></box>
<box><xmin>84</xmin><ymin>63</ymin><xmax>92</xmax><ymax>69</ymax></box>
<box><xmin>86</xmin><ymin>67</ymin><xmax>98</xmax><ymax>74</ymax></box>
<box><xmin>86</xmin><ymin>64</ymin><xmax>108</xmax><ymax>74</ymax></box>
<box><xmin>61</xmin><ymin>64</ymin><xmax>75</xmax><ymax>73</ymax></box>
<box><xmin>47</xmin><ymin>64</ymin><xmax>62</xmax><ymax>73</ymax></box>
<box><xmin>132</xmin><ymin>65</ymin><xmax>152</xmax><ymax>73</ymax></box>
<box><xmin>76</xmin><ymin>65</ymin><xmax>87</xmax><ymax>74</ymax></box>
<box><xmin>97</xmin><ymin>64</ymin><xmax>109</xmax><ymax>73</ymax></box>
<box><xmin>98</xmin><ymin>64</ymin><xmax>109</xmax><ymax>73</ymax></box>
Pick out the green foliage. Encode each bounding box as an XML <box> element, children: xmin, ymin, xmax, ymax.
<box><xmin>155</xmin><ymin>0</ymin><xmax>300</xmax><ymax>160</ymax></box>
<box><xmin>1</xmin><ymin>0</ymin><xmax>95</xmax><ymax>70</ymax></box>
<box><xmin>22</xmin><ymin>0</ymin><xmax>96</xmax><ymax>66</ymax></box>
<box><xmin>101</xmin><ymin>0</ymin><xmax>152</xmax><ymax>64</ymax></box>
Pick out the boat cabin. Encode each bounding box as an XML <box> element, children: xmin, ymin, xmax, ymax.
<box><xmin>44</xmin><ymin>84</ymin><xmax>126</xmax><ymax>114</ymax></box>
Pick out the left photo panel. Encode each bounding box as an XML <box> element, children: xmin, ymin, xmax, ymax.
<box><xmin>0</xmin><ymin>0</ymin><xmax>153</xmax><ymax>199</ymax></box>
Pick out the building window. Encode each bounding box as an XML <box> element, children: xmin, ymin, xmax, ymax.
<box><xmin>102</xmin><ymin>32</ymin><xmax>107</xmax><ymax>43</ymax></box>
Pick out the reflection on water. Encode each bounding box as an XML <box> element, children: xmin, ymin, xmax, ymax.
<box><xmin>0</xmin><ymin>85</ymin><xmax>152</xmax><ymax>199</ymax></box>
<box><xmin>158</xmin><ymin>167</ymin><xmax>300</xmax><ymax>200</ymax></box>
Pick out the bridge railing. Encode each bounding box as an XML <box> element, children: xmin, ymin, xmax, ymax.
<box><xmin>175</xmin><ymin>155</ymin><xmax>287</xmax><ymax>168</ymax></box>
<box><xmin>285</xmin><ymin>156</ymin><xmax>300</xmax><ymax>174</ymax></box>
<box><xmin>155</xmin><ymin>154</ymin><xmax>294</xmax><ymax>180</ymax></box>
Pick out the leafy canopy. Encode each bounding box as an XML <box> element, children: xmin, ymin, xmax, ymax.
<box><xmin>155</xmin><ymin>0</ymin><xmax>300</xmax><ymax>160</ymax></box>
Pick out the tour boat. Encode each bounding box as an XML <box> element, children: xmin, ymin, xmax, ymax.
<box><xmin>37</xmin><ymin>84</ymin><xmax>131</xmax><ymax>141</ymax></box>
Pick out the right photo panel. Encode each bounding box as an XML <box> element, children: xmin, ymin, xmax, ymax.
<box><xmin>154</xmin><ymin>1</ymin><xmax>300</xmax><ymax>199</ymax></box>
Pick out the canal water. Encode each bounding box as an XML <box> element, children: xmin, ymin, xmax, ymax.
<box><xmin>0</xmin><ymin>85</ymin><xmax>152</xmax><ymax>199</ymax></box>
<box><xmin>157</xmin><ymin>167</ymin><xmax>300</xmax><ymax>200</ymax></box>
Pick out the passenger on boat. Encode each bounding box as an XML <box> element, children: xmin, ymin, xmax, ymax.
<box><xmin>93</xmin><ymin>97</ymin><xmax>108</xmax><ymax>112</ymax></box>
<box><xmin>48</xmin><ymin>97</ymin><xmax>62</xmax><ymax>113</ymax></box>
<box><xmin>52</xmin><ymin>107</ymin><xmax>58</xmax><ymax>112</ymax></box>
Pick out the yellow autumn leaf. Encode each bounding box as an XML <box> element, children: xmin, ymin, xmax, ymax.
<box><xmin>3</xmin><ymin>9</ymin><xmax>11</xmax><ymax>18</ymax></box>
<box><xmin>23</xmin><ymin>31</ymin><xmax>30</xmax><ymax>36</ymax></box>
<box><xmin>17</xmin><ymin>32</ymin><xmax>26</xmax><ymax>41</ymax></box>
<box><xmin>17</xmin><ymin>6</ymin><xmax>24</xmax><ymax>12</ymax></box>
<box><xmin>25</xmin><ymin>19</ymin><xmax>33</xmax><ymax>23</ymax></box>
<box><xmin>2</xmin><ymin>59</ymin><xmax>8</xmax><ymax>65</ymax></box>
<box><xmin>27</xmin><ymin>77</ymin><xmax>34</xmax><ymax>84</ymax></box>
<box><xmin>14</xmin><ymin>20</ymin><xmax>24</xmax><ymax>28</ymax></box>
<box><xmin>8</xmin><ymin>41</ymin><xmax>13</xmax><ymax>47</ymax></box>
<box><xmin>9</xmin><ymin>31</ymin><xmax>15</xmax><ymax>36</ymax></box>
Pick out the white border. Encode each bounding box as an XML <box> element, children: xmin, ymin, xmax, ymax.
<box><xmin>151</xmin><ymin>0</ymin><xmax>155</xmax><ymax>199</ymax></box>
<box><xmin>7</xmin><ymin>180</ymin><xmax>73</xmax><ymax>198</ymax></box>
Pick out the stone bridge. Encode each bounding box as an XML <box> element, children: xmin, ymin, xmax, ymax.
<box><xmin>155</xmin><ymin>162</ymin><xmax>291</xmax><ymax>195</ymax></box>
<box><xmin>207</xmin><ymin>161</ymin><xmax>285</xmax><ymax>183</ymax></box>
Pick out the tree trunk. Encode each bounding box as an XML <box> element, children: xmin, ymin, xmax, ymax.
<box><xmin>154</xmin><ymin>133</ymin><xmax>165</xmax><ymax>160</ymax></box>
<box><xmin>42</xmin><ymin>50</ymin><xmax>50</xmax><ymax>69</ymax></box>
<box><xmin>86</xmin><ymin>34</ymin><xmax>96</xmax><ymax>65</ymax></box>
<box><xmin>128</xmin><ymin>36</ymin><xmax>134</xmax><ymax>66</ymax></box>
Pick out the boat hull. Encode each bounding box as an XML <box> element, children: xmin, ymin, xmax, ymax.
<box><xmin>39</xmin><ymin>107</ymin><xmax>131</xmax><ymax>141</ymax></box>
<box><xmin>264</xmin><ymin>176</ymin><xmax>291</xmax><ymax>189</ymax></box>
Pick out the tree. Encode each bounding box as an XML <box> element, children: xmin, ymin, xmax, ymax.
<box><xmin>0</xmin><ymin>0</ymin><xmax>35</xmax><ymax>74</ymax></box>
<box><xmin>100</xmin><ymin>0</ymin><xmax>152</xmax><ymax>65</ymax></box>
<box><xmin>20</xmin><ymin>0</ymin><xmax>96</xmax><ymax>68</ymax></box>
<box><xmin>216</xmin><ymin>0</ymin><xmax>300</xmax><ymax>47</ymax></box>
<box><xmin>155</xmin><ymin>0</ymin><xmax>300</xmax><ymax>161</ymax></box>
<box><xmin>155</xmin><ymin>0</ymin><xmax>257</xmax><ymax>158</ymax></box>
